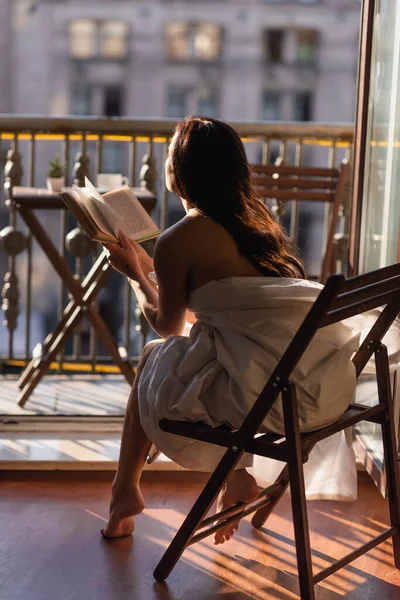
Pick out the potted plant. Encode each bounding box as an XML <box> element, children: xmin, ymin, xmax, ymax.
<box><xmin>46</xmin><ymin>154</ymin><xmax>65</xmax><ymax>192</ymax></box>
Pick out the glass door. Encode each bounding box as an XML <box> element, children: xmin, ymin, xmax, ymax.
<box><xmin>359</xmin><ymin>1</ymin><xmax>400</xmax><ymax>272</ymax></box>
<box><xmin>355</xmin><ymin>0</ymin><xmax>400</xmax><ymax>492</ymax></box>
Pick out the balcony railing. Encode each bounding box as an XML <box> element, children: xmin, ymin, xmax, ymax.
<box><xmin>0</xmin><ymin>116</ymin><xmax>354</xmax><ymax>376</ymax></box>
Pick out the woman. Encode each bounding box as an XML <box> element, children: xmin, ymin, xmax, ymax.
<box><xmin>101</xmin><ymin>116</ymin><xmax>358</xmax><ymax>544</ymax></box>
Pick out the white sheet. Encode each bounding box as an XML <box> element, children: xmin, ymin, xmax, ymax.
<box><xmin>138</xmin><ymin>276</ymin><xmax>400</xmax><ymax>500</ymax></box>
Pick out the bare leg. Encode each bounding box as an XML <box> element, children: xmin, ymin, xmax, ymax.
<box><xmin>102</xmin><ymin>340</ymin><xmax>163</xmax><ymax>538</ymax></box>
<box><xmin>214</xmin><ymin>469</ymin><xmax>259</xmax><ymax>545</ymax></box>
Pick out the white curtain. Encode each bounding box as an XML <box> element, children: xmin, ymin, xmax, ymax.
<box><xmin>250</xmin><ymin>430</ymin><xmax>358</xmax><ymax>502</ymax></box>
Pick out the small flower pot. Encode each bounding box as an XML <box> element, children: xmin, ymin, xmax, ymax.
<box><xmin>46</xmin><ymin>177</ymin><xmax>65</xmax><ymax>192</ymax></box>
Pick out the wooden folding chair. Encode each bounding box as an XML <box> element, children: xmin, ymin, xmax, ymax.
<box><xmin>251</xmin><ymin>161</ymin><xmax>352</xmax><ymax>283</ymax></box>
<box><xmin>153</xmin><ymin>263</ymin><xmax>400</xmax><ymax>599</ymax></box>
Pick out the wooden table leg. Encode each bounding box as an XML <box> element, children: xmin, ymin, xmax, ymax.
<box><xmin>18</xmin><ymin>208</ymin><xmax>91</xmax><ymax>302</ymax></box>
<box><xmin>18</xmin><ymin>252</ymin><xmax>109</xmax><ymax>390</ymax></box>
<box><xmin>17</xmin><ymin>258</ymin><xmax>134</xmax><ymax>406</ymax></box>
<box><xmin>17</xmin><ymin>208</ymin><xmax>135</xmax><ymax>407</ymax></box>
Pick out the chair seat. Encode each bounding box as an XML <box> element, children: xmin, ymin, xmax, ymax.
<box><xmin>160</xmin><ymin>402</ymin><xmax>386</xmax><ymax>463</ymax></box>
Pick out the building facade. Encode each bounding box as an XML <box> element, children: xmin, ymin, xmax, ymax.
<box><xmin>6</xmin><ymin>0</ymin><xmax>361</xmax><ymax>124</ymax></box>
<box><xmin>0</xmin><ymin>0</ymin><xmax>362</xmax><ymax>357</ymax></box>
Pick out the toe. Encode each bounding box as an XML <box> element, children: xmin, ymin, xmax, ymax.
<box><xmin>214</xmin><ymin>531</ymin><xmax>223</xmax><ymax>545</ymax></box>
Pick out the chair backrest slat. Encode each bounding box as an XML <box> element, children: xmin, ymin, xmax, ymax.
<box><xmin>251</xmin><ymin>161</ymin><xmax>350</xmax><ymax>282</ymax></box>
<box><xmin>329</xmin><ymin>275</ymin><xmax>400</xmax><ymax>311</ymax></box>
<box><xmin>252</xmin><ymin>177</ymin><xmax>338</xmax><ymax>190</ymax></box>
<box><xmin>352</xmin><ymin>296</ymin><xmax>400</xmax><ymax>375</ymax></box>
<box><xmin>321</xmin><ymin>288</ymin><xmax>400</xmax><ymax>327</ymax></box>
<box><xmin>251</xmin><ymin>165</ymin><xmax>338</xmax><ymax>178</ymax></box>
<box><xmin>337</xmin><ymin>262</ymin><xmax>400</xmax><ymax>293</ymax></box>
<box><xmin>254</xmin><ymin>189</ymin><xmax>336</xmax><ymax>203</ymax></box>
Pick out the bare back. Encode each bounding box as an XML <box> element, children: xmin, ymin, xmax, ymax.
<box><xmin>150</xmin><ymin>210</ymin><xmax>265</xmax><ymax>337</ymax></box>
<box><xmin>160</xmin><ymin>211</ymin><xmax>263</xmax><ymax>295</ymax></box>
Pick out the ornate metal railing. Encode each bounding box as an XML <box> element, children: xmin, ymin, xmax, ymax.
<box><xmin>0</xmin><ymin>116</ymin><xmax>354</xmax><ymax>371</ymax></box>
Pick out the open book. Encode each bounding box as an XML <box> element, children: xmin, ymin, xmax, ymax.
<box><xmin>60</xmin><ymin>177</ymin><xmax>160</xmax><ymax>245</ymax></box>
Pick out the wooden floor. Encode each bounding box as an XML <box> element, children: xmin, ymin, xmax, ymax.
<box><xmin>1</xmin><ymin>473</ymin><xmax>400</xmax><ymax>599</ymax></box>
<box><xmin>0</xmin><ymin>375</ymin><xmax>129</xmax><ymax>417</ymax></box>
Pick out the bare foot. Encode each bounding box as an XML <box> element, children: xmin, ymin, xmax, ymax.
<box><xmin>101</xmin><ymin>484</ymin><xmax>145</xmax><ymax>539</ymax></box>
<box><xmin>214</xmin><ymin>469</ymin><xmax>259</xmax><ymax>545</ymax></box>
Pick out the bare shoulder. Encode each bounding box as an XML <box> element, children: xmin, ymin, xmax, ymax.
<box><xmin>155</xmin><ymin>214</ymin><xmax>213</xmax><ymax>253</ymax></box>
<box><xmin>154</xmin><ymin>210</ymin><xmax>262</xmax><ymax>285</ymax></box>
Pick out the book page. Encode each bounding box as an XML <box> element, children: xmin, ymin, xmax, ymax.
<box><xmin>60</xmin><ymin>190</ymin><xmax>97</xmax><ymax>238</ymax></box>
<box><xmin>102</xmin><ymin>186</ymin><xmax>160</xmax><ymax>242</ymax></box>
<box><xmin>73</xmin><ymin>184</ymin><xmax>117</xmax><ymax>240</ymax></box>
<box><xmin>84</xmin><ymin>177</ymin><xmax>104</xmax><ymax>203</ymax></box>
<box><xmin>61</xmin><ymin>189</ymin><xmax>116</xmax><ymax>243</ymax></box>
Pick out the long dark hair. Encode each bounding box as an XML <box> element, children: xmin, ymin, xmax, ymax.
<box><xmin>169</xmin><ymin>116</ymin><xmax>306</xmax><ymax>279</ymax></box>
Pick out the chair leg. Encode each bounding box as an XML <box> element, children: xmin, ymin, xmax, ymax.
<box><xmin>283</xmin><ymin>384</ymin><xmax>316</xmax><ymax>600</ymax></box>
<box><xmin>153</xmin><ymin>447</ymin><xmax>242</xmax><ymax>582</ymax></box>
<box><xmin>376</xmin><ymin>346</ymin><xmax>400</xmax><ymax>568</ymax></box>
<box><xmin>251</xmin><ymin>465</ymin><xmax>289</xmax><ymax>529</ymax></box>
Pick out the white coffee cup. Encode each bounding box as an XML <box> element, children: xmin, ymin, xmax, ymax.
<box><xmin>97</xmin><ymin>173</ymin><xmax>128</xmax><ymax>190</ymax></box>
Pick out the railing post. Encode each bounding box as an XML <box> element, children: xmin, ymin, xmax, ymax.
<box><xmin>137</xmin><ymin>138</ymin><xmax>157</xmax><ymax>350</ymax></box>
<box><xmin>72</xmin><ymin>136</ymin><xmax>90</xmax><ymax>187</ymax></box>
<box><xmin>334</xmin><ymin>160</ymin><xmax>353</xmax><ymax>277</ymax></box>
<box><xmin>72</xmin><ymin>152</ymin><xmax>91</xmax><ymax>187</ymax></box>
<box><xmin>0</xmin><ymin>218</ymin><xmax>27</xmax><ymax>358</ymax></box>
<box><xmin>65</xmin><ymin>226</ymin><xmax>94</xmax><ymax>258</ymax></box>
<box><xmin>1</xmin><ymin>270</ymin><xmax>19</xmax><ymax>340</ymax></box>
<box><xmin>272</xmin><ymin>156</ymin><xmax>287</xmax><ymax>221</ymax></box>
<box><xmin>140</xmin><ymin>139</ymin><xmax>158</xmax><ymax>194</ymax></box>
<box><xmin>1</xmin><ymin>137</ymin><xmax>26</xmax><ymax>358</ymax></box>
<box><xmin>135</xmin><ymin>303</ymin><xmax>150</xmax><ymax>352</ymax></box>
<box><xmin>4</xmin><ymin>146</ymin><xmax>23</xmax><ymax>196</ymax></box>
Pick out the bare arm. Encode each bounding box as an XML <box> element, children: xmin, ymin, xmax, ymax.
<box><xmin>104</xmin><ymin>230</ymin><xmax>196</xmax><ymax>339</ymax></box>
<box><xmin>128</xmin><ymin>279</ymin><xmax>196</xmax><ymax>326</ymax></box>
<box><xmin>136</xmin><ymin>231</ymin><xmax>190</xmax><ymax>338</ymax></box>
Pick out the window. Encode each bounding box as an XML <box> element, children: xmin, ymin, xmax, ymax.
<box><xmin>165</xmin><ymin>22</ymin><xmax>222</xmax><ymax>61</ymax></box>
<box><xmin>261</xmin><ymin>91</ymin><xmax>281</xmax><ymax>121</ymax></box>
<box><xmin>197</xmin><ymin>87</ymin><xmax>219</xmax><ymax>118</ymax></box>
<box><xmin>264</xmin><ymin>30</ymin><xmax>285</xmax><ymax>64</ymax></box>
<box><xmin>68</xmin><ymin>19</ymin><xmax>128</xmax><ymax>59</ymax></box>
<box><xmin>70</xmin><ymin>84</ymin><xmax>92</xmax><ymax>115</ymax></box>
<box><xmin>264</xmin><ymin>28</ymin><xmax>318</xmax><ymax>66</ymax></box>
<box><xmin>293</xmin><ymin>91</ymin><xmax>312</xmax><ymax>121</ymax></box>
<box><xmin>194</xmin><ymin>25</ymin><xmax>221</xmax><ymax>61</ymax></box>
<box><xmin>166</xmin><ymin>86</ymin><xmax>219</xmax><ymax>118</ymax></box>
<box><xmin>167</xmin><ymin>87</ymin><xmax>189</xmax><ymax>118</ymax></box>
<box><xmin>100</xmin><ymin>21</ymin><xmax>129</xmax><ymax>58</ymax></box>
<box><xmin>295</xmin><ymin>30</ymin><xmax>319</xmax><ymax>65</ymax></box>
<box><xmin>103</xmin><ymin>87</ymin><xmax>124</xmax><ymax>117</ymax></box>
<box><xmin>70</xmin><ymin>85</ymin><xmax>124</xmax><ymax>117</ymax></box>
<box><xmin>69</xmin><ymin>20</ymin><xmax>97</xmax><ymax>59</ymax></box>
<box><xmin>165</xmin><ymin>23</ymin><xmax>189</xmax><ymax>60</ymax></box>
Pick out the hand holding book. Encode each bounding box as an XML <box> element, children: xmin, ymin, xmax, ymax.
<box><xmin>104</xmin><ymin>232</ymin><xmax>147</xmax><ymax>280</ymax></box>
